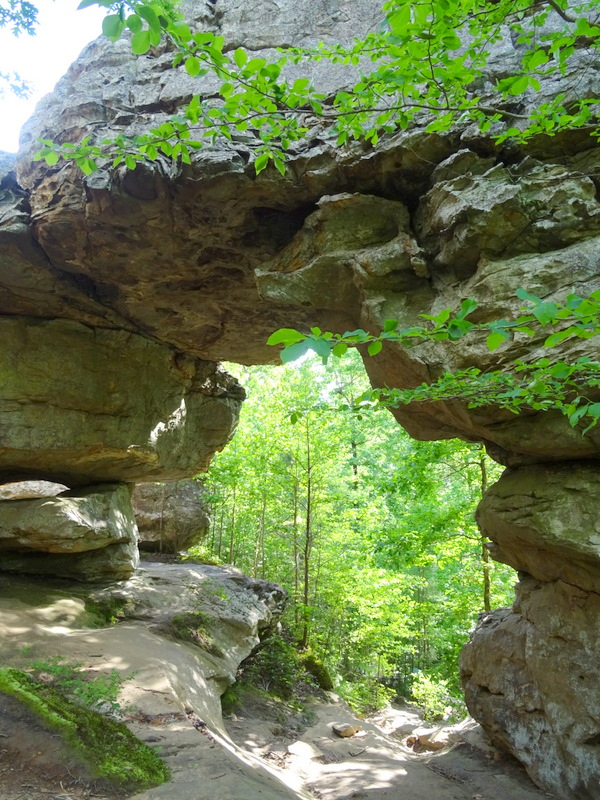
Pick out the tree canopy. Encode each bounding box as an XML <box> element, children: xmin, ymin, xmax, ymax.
<box><xmin>198</xmin><ymin>354</ymin><xmax>515</xmax><ymax>711</ymax></box>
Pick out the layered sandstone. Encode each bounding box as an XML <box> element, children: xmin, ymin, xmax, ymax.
<box><xmin>0</xmin><ymin>0</ymin><xmax>598</xmax><ymax>794</ymax></box>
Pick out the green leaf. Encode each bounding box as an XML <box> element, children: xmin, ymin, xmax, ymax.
<box><xmin>102</xmin><ymin>14</ymin><xmax>124</xmax><ymax>41</ymax></box>
<box><xmin>280</xmin><ymin>340</ymin><xmax>310</xmax><ymax>364</ymax></box>
<box><xmin>233</xmin><ymin>48</ymin><xmax>247</xmax><ymax>68</ymax></box>
<box><xmin>131</xmin><ymin>29</ymin><xmax>151</xmax><ymax>54</ymax></box>
<box><xmin>332</xmin><ymin>342</ymin><xmax>348</xmax><ymax>358</ymax></box>
<box><xmin>507</xmin><ymin>75</ymin><xmax>530</xmax><ymax>95</ymax></box>
<box><xmin>273</xmin><ymin>157</ymin><xmax>286</xmax><ymax>177</ymax></box>
<box><xmin>126</xmin><ymin>14</ymin><xmax>142</xmax><ymax>33</ymax></box>
<box><xmin>456</xmin><ymin>298</ymin><xmax>478</xmax><ymax>320</ymax></box>
<box><xmin>137</xmin><ymin>4</ymin><xmax>161</xmax><ymax>34</ymax></box>
<box><xmin>486</xmin><ymin>331</ymin><xmax>508</xmax><ymax>351</ymax></box>
<box><xmin>527</xmin><ymin>49</ymin><xmax>548</xmax><ymax>70</ymax></box>
<box><xmin>532</xmin><ymin>301</ymin><xmax>558</xmax><ymax>325</ymax></box>
<box><xmin>544</xmin><ymin>328</ymin><xmax>576</xmax><ymax>347</ymax></box>
<box><xmin>516</xmin><ymin>288</ymin><xmax>542</xmax><ymax>303</ymax></box>
<box><xmin>368</xmin><ymin>340</ymin><xmax>383</xmax><ymax>356</ymax></box>
<box><xmin>254</xmin><ymin>153</ymin><xmax>269</xmax><ymax>173</ymax></box>
<box><xmin>267</xmin><ymin>328</ymin><xmax>306</xmax><ymax>346</ymax></box>
<box><xmin>292</xmin><ymin>78</ymin><xmax>310</xmax><ymax>93</ymax></box>
<box><xmin>309</xmin><ymin>337</ymin><xmax>333</xmax><ymax>362</ymax></box>
<box><xmin>185</xmin><ymin>56</ymin><xmax>201</xmax><ymax>77</ymax></box>
<box><xmin>80</xmin><ymin>158</ymin><xmax>97</xmax><ymax>175</ymax></box>
<box><xmin>245</xmin><ymin>58</ymin><xmax>266</xmax><ymax>74</ymax></box>
<box><xmin>383</xmin><ymin>319</ymin><xmax>398</xmax><ymax>332</ymax></box>
<box><xmin>44</xmin><ymin>150</ymin><xmax>59</xmax><ymax>166</ymax></box>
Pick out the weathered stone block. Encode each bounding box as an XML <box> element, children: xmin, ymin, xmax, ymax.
<box><xmin>132</xmin><ymin>479</ymin><xmax>210</xmax><ymax>553</ymax></box>
<box><xmin>461</xmin><ymin>577</ymin><xmax>600</xmax><ymax>800</ymax></box>
<box><xmin>0</xmin><ymin>482</ymin><xmax>139</xmax><ymax>581</ymax></box>
<box><xmin>477</xmin><ymin>463</ymin><xmax>600</xmax><ymax>593</ymax></box>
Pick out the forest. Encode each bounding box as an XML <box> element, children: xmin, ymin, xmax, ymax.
<box><xmin>192</xmin><ymin>352</ymin><xmax>517</xmax><ymax>717</ymax></box>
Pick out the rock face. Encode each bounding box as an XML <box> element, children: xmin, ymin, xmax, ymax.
<box><xmin>0</xmin><ymin>316</ymin><xmax>244</xmax><ymax>487</ymax></box>
<box><xmin>0</xmin><ymin>564</ymin><xmax>298</xmax><ymax>800</ymax></box>
<box><xmin>462</xmin><ymin>579</ymin><xmax>600</xmax><ymax>800</ymax></box>
<box><xmin>131</xmin><ymin>480</ymin><xmax>210</xmax><ymax>553</ymax></box>
<box><xmin>477</xmin><ymin>464</ymin><xmax>600</xmax><ymax>594</ymax></box>
<box><xmin>461</xmin><ymin>464</ymin><xmax>600</xmax><ymax>799</ymax></box>
<box><xmin>0</xmin><ymin>483</ymin><xmax>139</xmax><ymax>581</ymax></box>
<box><xmin>0</xmin><ymin>0</ymin><xmax>599</xmax><ymax>794</ymax></box>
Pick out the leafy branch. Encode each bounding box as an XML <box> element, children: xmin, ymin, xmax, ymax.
<box><xmin>267</xmin><ymin>290</ymin><xmax>600</xmax><ymax>432</ymax></box>
<box><xmin>32</xmin><ymin>0</ymin><xmax>600</xmax><ymax>175</ymax></box>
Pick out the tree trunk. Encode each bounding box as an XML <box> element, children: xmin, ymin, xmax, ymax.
<box><xmin>300</xmin><ymin>421</ymin><xmax>313</xmax><ymax>651</ymax></box>
<box><xmin>479</xmin><ymin>451</ymin><xmax>491</xmax><ymax>612</ymax></box>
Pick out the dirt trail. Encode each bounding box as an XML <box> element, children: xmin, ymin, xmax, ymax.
<box><xmin>222</xmin><ymin>694</ymin><xmax>557</xmax><ymax>800</ymax></box>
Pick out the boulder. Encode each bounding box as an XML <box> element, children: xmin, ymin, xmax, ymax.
<box><xmin>461</xmin><ymin>577</ymin><xmax>600</xmax><ymax>800</ymax></box>
<box><xmin>131</xmin><ymin>479</ymin><xmax>210</xmax><ymax>553</ymax></box>
<box><xmin>0</xmin><ymin>482</ymin><xmax>139</xmax><ymax>581</ymax></box>
<box><xmin>0</xmin><ymin>481</ymin><xmax>68</xmax><ymax>500</ymax></box>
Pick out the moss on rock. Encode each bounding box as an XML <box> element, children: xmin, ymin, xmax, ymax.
<box><xmin>0</xmin><ymin>668</ymin><xmax>169</xmax><ymax>791</ymax></box>
<box><xmin>301</xmin><ymin>654</ymin><xmax>334</xmax><ymax>691</ymax></box>
<box><xmin>165</xmin><ymin>611</ymin><xmax>224</xmax><ymax>657</ymax></box>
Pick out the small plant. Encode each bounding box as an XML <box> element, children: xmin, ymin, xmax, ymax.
<box><xmin>28</xmin><ymin>656</ymin><xmax>132</xmax><ymax>716</ymax></box>
<box><xmin>239</xmin><ymin>634</ymin><xmax>301</xmax><ymax>700</ymax></box>
<box><xmin>410</xmin><ymin>672</ymin><xmax>466</xmax><ymax>722</ymax></box>
<box><xmin>84</xmin><ymin>597</ymin><xmax>131</xmax><ymax>626</ymax></box>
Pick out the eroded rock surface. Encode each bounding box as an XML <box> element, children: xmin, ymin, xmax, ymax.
<box><xmin>0</xmin><ymin>564</ymin><xmax>300</xmax><ymax>800</ymax></box>
<box><xmin>132</xmin><ymin>480</ymin><xmax>210</xmax><ymax>553</ymax></box>
<box><xmin>477</xmin><ymin>463</ymin><xmax>600</xmax><ymax>593</ymax></box>
<box><xmin>462</xmin><ymin>577</ymin><xmax>600</xmax><ymax>800</ymax></box>
<box><xmin>461</xmin><ymin>463</ymin><xmax>600</xmax><ymax>798</ymax></box>
<box><xmin>0</xmin><ymin>317</ymin><xmax>244</xmax><ymax>487</ymax></box>
<box><xmin>0</xmin><ymin>483</ymin><xmax>139</xmax><ymax>581</ymax></box>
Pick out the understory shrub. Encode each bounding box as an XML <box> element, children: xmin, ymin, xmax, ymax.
<box><xmin>239</xmin><ymin>634</ymin><xmax>301</xmax><ymax>699</ymax></box>
<box><xmin>410</xmin><ymin>672</ymin><xmax>466</xmax><ymax>721</ymax></box>
<box><xmin>337</xmin><ymin>676</ymin><xmax>395</xmax><ymax>715</ymax></box>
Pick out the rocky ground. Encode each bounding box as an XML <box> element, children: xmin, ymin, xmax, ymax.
<box><xmin>0</xmin><ymin>565</ymin><xmax>558</xmax><ymax>800</ymax></box>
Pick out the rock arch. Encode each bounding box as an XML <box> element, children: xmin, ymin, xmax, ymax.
<box><xmin>0</xmin><ymin>1</ymin><xmax>599</xmax><ymax>796</ymax></box>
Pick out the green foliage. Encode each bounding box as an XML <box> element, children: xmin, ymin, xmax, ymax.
<box><xmin>239</xmin><ymin>634</ymin><xmax>302</xmax><ymax>700</ymax></box>
<box><xmin>0</xmin><ymin>667</ymin><xmax>169</xmax><ymax>790</ymax></box>
<box><xmin>203</xmin><ymin>355</ymin><xmax>514</xmax><ymax>703</ymax></box>
<box><xmin>29</xmin><ymin>0</ymin><xmax>600</xmax><ymax>172</ymax></box>
<box><xmin>336</xmin><ymin>677</ymin><xmax>396</xmax><ymax>715</ymax></box>
<box><xmin>28</xmin><ymin>656</ymin><xmax>131</xmax><ymax>715</ymax></box>
<box><xmin>0</xmin><ymin>0</ymin><xmax>37</xmax><ymax>36</ymax></box>
<box><xmin>410</xmin><ymin>672</ymin><xmax>466</xmax><ymax>722</ymax></box>
<box><xmin>269</xmin><ymin>291</ymin><xmax>600</xmax><ymax>432</ymax></box>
